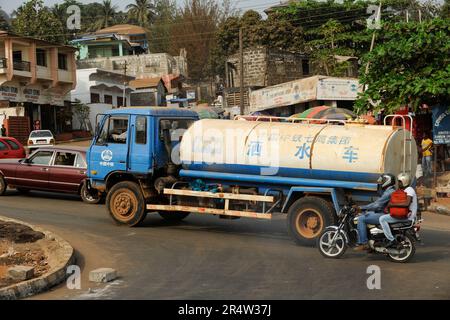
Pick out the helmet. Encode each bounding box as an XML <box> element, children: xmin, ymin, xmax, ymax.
<box><xmin>377</xmin><ymin>174</ymin><xmax>395</xmax><ymax>189</ymax></box>
<box><xmin>398</xmin><ymin>173</ymin><xmax>411</xmax><ymax>188</ymax></box>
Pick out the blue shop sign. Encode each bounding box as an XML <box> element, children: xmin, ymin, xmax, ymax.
<box><xmin>432</xmin><ymin>104</ymin><xmax>450</xmax><ymax>145</ymax></box>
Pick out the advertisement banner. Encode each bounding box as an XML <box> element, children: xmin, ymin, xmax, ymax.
<box><xmin>316</xmin><ymin>78</ymin><xmax>361</xmax><ymax>100</ymax></box>
<box><xmin>249</xmin><ymin>76</ymin><xmax>318</xmax><ymax>113</ymax></box>
<box><xmin>432</xmin><ymin>104</ymin><xmax>450</xmax><ymax>145</ymax></box>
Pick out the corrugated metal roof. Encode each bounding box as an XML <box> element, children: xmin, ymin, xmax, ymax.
<box><xmin>129</xmin><ymin>78</ymin><xmax>164</xmax><ymax>89</ymax></box>
<box><xmin>95</xmin><ymin>24</ymin><xmax>149</xmax><ymax>35</ymax></box>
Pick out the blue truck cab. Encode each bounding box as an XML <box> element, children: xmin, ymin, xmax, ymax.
<box><xmin>87</xmin><ymin>107</ymin><xmax>198</xmax><ymax>198</ymax></box>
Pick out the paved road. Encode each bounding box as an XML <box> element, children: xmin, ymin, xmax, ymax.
<box><xmin>0</xmin><ymin>190</ymin><xmax>449</xmax><ymax>300</ymax></box>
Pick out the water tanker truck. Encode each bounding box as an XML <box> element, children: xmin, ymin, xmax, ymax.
<box><xmin>86</xmin><ymin>108</ymin><xmax>417</xmax><ymax>245</ymax></box>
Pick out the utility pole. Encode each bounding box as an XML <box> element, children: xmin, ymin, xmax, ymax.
<box><xmin>239</xmin><ymin>28</ymin><xmax>244</xmax><ymax>116</ymax></box>
<box><xmin>365</xmin><ymin>2</ymin><xmax>382</xmax><ymax>76</ymax></box>
<box><xmin>122</xmin><ymin>61</ymin><xmax>128</xmax><ymax>108</ymax></box>
<box><xmin>406</xmin><ymin>10</ymin><xmax>409</xmax><ymax>23</ymax></box>
<box><xmin>418</xmin><ymin>9</ymin><xmax>422</xmax><ymax>23</ymax></box>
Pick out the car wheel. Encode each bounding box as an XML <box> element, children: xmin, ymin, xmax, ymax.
<box><xmin>0</xmin><ymin>176</ymin><xmax>6</xmax><ymax>196</ymax></box>
<box><xmin>80</xmin><ymin>183</ymin><xmax>101</xmax><ymax>204</ymax></box>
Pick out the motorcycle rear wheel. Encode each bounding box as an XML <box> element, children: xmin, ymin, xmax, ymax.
<box><xmin>387</xmin><ymin>233</ymin><xmax>416</xmax><ymax>263</ymax></box>
<box><xmin>317</xmin><ymin>228</ymin><xmax>347</xmax><ymax>259</ymax></box>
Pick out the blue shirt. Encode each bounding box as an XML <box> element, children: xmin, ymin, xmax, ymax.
<box><xmin>361</xmin><ymin>186</ymin><xmax>395</xmax><ymax>212</ymax></box>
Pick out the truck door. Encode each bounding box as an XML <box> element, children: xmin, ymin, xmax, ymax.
<box><xmin>129</xmin><ymin>115</ymin><xmax>151</xmax><ymax>173</ymax></box>
<box><xmin>88</xmin><ymin>114</ymin><xmax>130</xmax><ymax>180</ymax></box>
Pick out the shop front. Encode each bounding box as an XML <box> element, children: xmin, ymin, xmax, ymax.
<box><xmin>0</xmin><ymin>81</ymin><xmax>71</xmax><ymax>143</ymax></box>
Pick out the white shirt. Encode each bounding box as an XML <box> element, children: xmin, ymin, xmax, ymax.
<box><xmin>404</xmin><ymin>186</ymin><xmax>418</xmax><ymax>220</ymax></box>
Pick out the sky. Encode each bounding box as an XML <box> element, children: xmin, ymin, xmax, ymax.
<box><xmin>0</xmin><ymin>0</ymin><xmax>281</xmax><ymax>15</ymax></box>
<box><xmin>0</xmin><ymin>0</ymin><xmax>444</xmax><ymax>16</ymax></box>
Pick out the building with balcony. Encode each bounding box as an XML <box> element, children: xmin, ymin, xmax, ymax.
<box><xmin>71</xmin><ymin>24</ymin><xmax>149</xmax><ymax>60</ymax></box>
<box><xmin>0</xmin><ymin>31</ymin><xmax>77</xmax><ymax>143</ymax></box>
<box><xmin>71</xmin><ymin>68</ymin><xmax>135</xmax><ymax>132</ymax></box>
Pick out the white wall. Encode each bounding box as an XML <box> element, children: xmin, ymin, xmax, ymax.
<box><xmin>71</xmin><ymin>68</ymin><xmax>132</xmax><ymax>132</ymax></box>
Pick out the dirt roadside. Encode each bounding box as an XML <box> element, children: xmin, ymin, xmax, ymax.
<box><xmin>0</xmin><ymin>222</ymin><xmax>50</xmax><ymax>288</ymax></box>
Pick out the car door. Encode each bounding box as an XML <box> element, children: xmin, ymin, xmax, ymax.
<box><xmin>0</xmin><ymin>140</ymin><xmax>11</xmax><ymax>159</ymax></box>
<box><xmin>88</xmin><ymin>115</ymin><xmax>129</xmax><ymax>181</ymax></box>
<box><xmin>48</xmin><ymin>151</ymin><xmax>85</xmax><ymax>193</ymax></box>
<box><xmin>4</xmin><ymin>139</ymin><xmax>25</xmax><ymax>158</ymax></box>
<box><xmin>15</xmin><ymin>150</ymin><xmax>54</xmax><ymax>189</ymax></box>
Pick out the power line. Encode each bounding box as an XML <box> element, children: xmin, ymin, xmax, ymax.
<box><xmin>4</xmin><ymin>7</ymin><xmax>374</xmax><ymax>41</ymax></box>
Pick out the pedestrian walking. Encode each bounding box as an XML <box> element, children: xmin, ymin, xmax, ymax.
<box><xmin>421</xmin><ymin>132</ymin><xmax>433</xmax><ymax>179</ymax></box>
<box><xmin>1</xmin><ymin>124</ymin><xmax>6</xmax><ymax>137</ymax></box>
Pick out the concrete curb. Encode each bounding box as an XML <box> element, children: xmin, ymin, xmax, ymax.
<box><xmin>0</xmin><ymin>216</ymin><xmax>75</xmax><ymax>300</ymax></box>
<box><xmin>427</xmin><ymin>204</ymin><xmax>450</xmax><ymax>216</ymax></box>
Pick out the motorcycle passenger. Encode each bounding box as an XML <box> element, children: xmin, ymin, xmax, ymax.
<box><xmin>353</xmin><ymin>174</ymin><xmax>396</xmax><ymax>251</ymax></box>
<box><xmin>380</xmin><ymin>173</ymin><xmax>418</xmax><ymax>248</ymax></box>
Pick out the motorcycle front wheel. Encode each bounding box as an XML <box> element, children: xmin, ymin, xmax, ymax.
<box><xmin>387</xmin><ymin>233</ymin><xmax>416</xmax><ymax>263</ymax></box>
<box><xmin>317</xmin><ymin>228</ymin><xmax>347</xmax><ymax>259</ymax></box>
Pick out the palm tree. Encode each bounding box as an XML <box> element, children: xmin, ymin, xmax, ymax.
<box><xmin>96</xmin><ymin>0</ymin><xmax>118</xmax><ymax>29</ymax></box>
<box><xmin>51</xmin><ymin>4</ymin><xmax>66</xmax><ymax>29</ymax></box>
<box><xmin>126</xmin><ymin>0</ymin><xmax>156</xmax><ymax>28</ymax></box>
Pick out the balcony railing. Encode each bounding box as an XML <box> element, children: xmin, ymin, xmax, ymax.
<box><xmin>0</xmin><ymin>58</ymin><xmax>6</xmax><ymax>68</ymax></box>
<box><xmin>13</xmin><ymin>60</ymin><xmax>31</xmax><ymax>72</ymax></box>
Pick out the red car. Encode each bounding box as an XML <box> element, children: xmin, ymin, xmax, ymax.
<box><xmin>0</xmin><ymin>137</ymin><xmax>26</xmax><ymax>159</ymax></box>
<box><xmin>0</xmin><ymin>146</ymin><xmax>100</xmax><ymax>204</ymax></box>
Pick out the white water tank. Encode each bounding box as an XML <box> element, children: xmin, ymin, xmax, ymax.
<box><xmin>180</xmin><ymin>119</ymin><xmax>417</xmax><ymax>183</ymax></box>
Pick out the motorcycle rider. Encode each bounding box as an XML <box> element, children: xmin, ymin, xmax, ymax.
<box><xmin>353</xmin><ymin>174</ymin><xmax>396</xmax><ymax>251</ymax></box>
<box><xmin>380</xmin><ymin>173</ymin><xmax>418</xmax><ymax>248</ymax></box>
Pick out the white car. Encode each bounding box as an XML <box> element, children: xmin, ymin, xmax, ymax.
<box><xmin>28</xmin><ymin>130</ymin><xmax>55</xmax><ymax>149</ymax></box>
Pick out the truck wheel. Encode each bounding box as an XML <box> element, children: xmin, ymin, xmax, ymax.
<box><xmin>0</xmin><ymin>176</ymin><xmax>6</xmax><ymax>196</ymax></box>
<box><xmin>287</xmin><ymin>197</ymin><xmax>336</xmax><ymax>246</ymax></box>
<box><xmin>159</xmin><ymin>212</ymin><xmax>190</xmax><ymax>221</ymax></box>
<box><xmin>107</xmin><ymin>181</ymin><xmax>147</xmax><ymax>227</ymax></box>
<box><xmin>80</xmin><ymin>183</ymin><xmax>101</xmax><ymax>204</ymax></box>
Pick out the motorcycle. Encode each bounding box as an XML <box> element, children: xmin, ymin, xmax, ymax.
<box><xmin>317</xmin><ymin>206</ymin><xmax>422</xmax><ymax>263</ymax></box>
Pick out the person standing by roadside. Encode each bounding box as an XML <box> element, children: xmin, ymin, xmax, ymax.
<box><xmin>1</xmin><ymin>124</ymin><xmax>6</xmax><ymax>137</ymax></box>
<box><xmin>421</xmin><ymin>132</ymin><xmax>433</xmax><ymax>179</ymax></box>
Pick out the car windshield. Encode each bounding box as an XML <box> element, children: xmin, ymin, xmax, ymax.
<box><xmin>30</xmin><ymin>131</ymin><xmax>52</xmax><ymax>138</ymax></box>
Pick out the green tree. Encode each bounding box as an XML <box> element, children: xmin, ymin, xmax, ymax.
<box><xmin>94</xmin><ymin>0</ymin><xmax>118</xmax><ymax>29</ymax></box>
<box><xmin>126</xmin><ymin>0</ymin><xmax>156</xmax><ymax>28</ymax></box>
<box><xmin>355</xmin><ymin>18</ymin><xmax>450</xmax><ymax>114</ymax></box>
<box><xmin>51</xmin><ymin>0</ymin><xmax>84</xmax><ymax>41</ymax></box>
<box><xmin>442</xmin><ymin>0</ymin><xmax>450</xmax><ymax>18</ymax></box>
<box><xmin>72</xmin><ymin>99</ymin><xmax>90</xmax><ymax>131</ymax></box>
<box><xmin>150</xmin><ymin>0</ymin><xmax>177</xmax><ymax>52</ymax></box>
<box><xmin>12</xmin><ymin>0</ymin><xmax>65</xmax><ymax>43</ymax></box>
<box><xmin>169</xmin><ymin>0</ymin><xmax>222</xmax><ymax>80</ymax></box>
